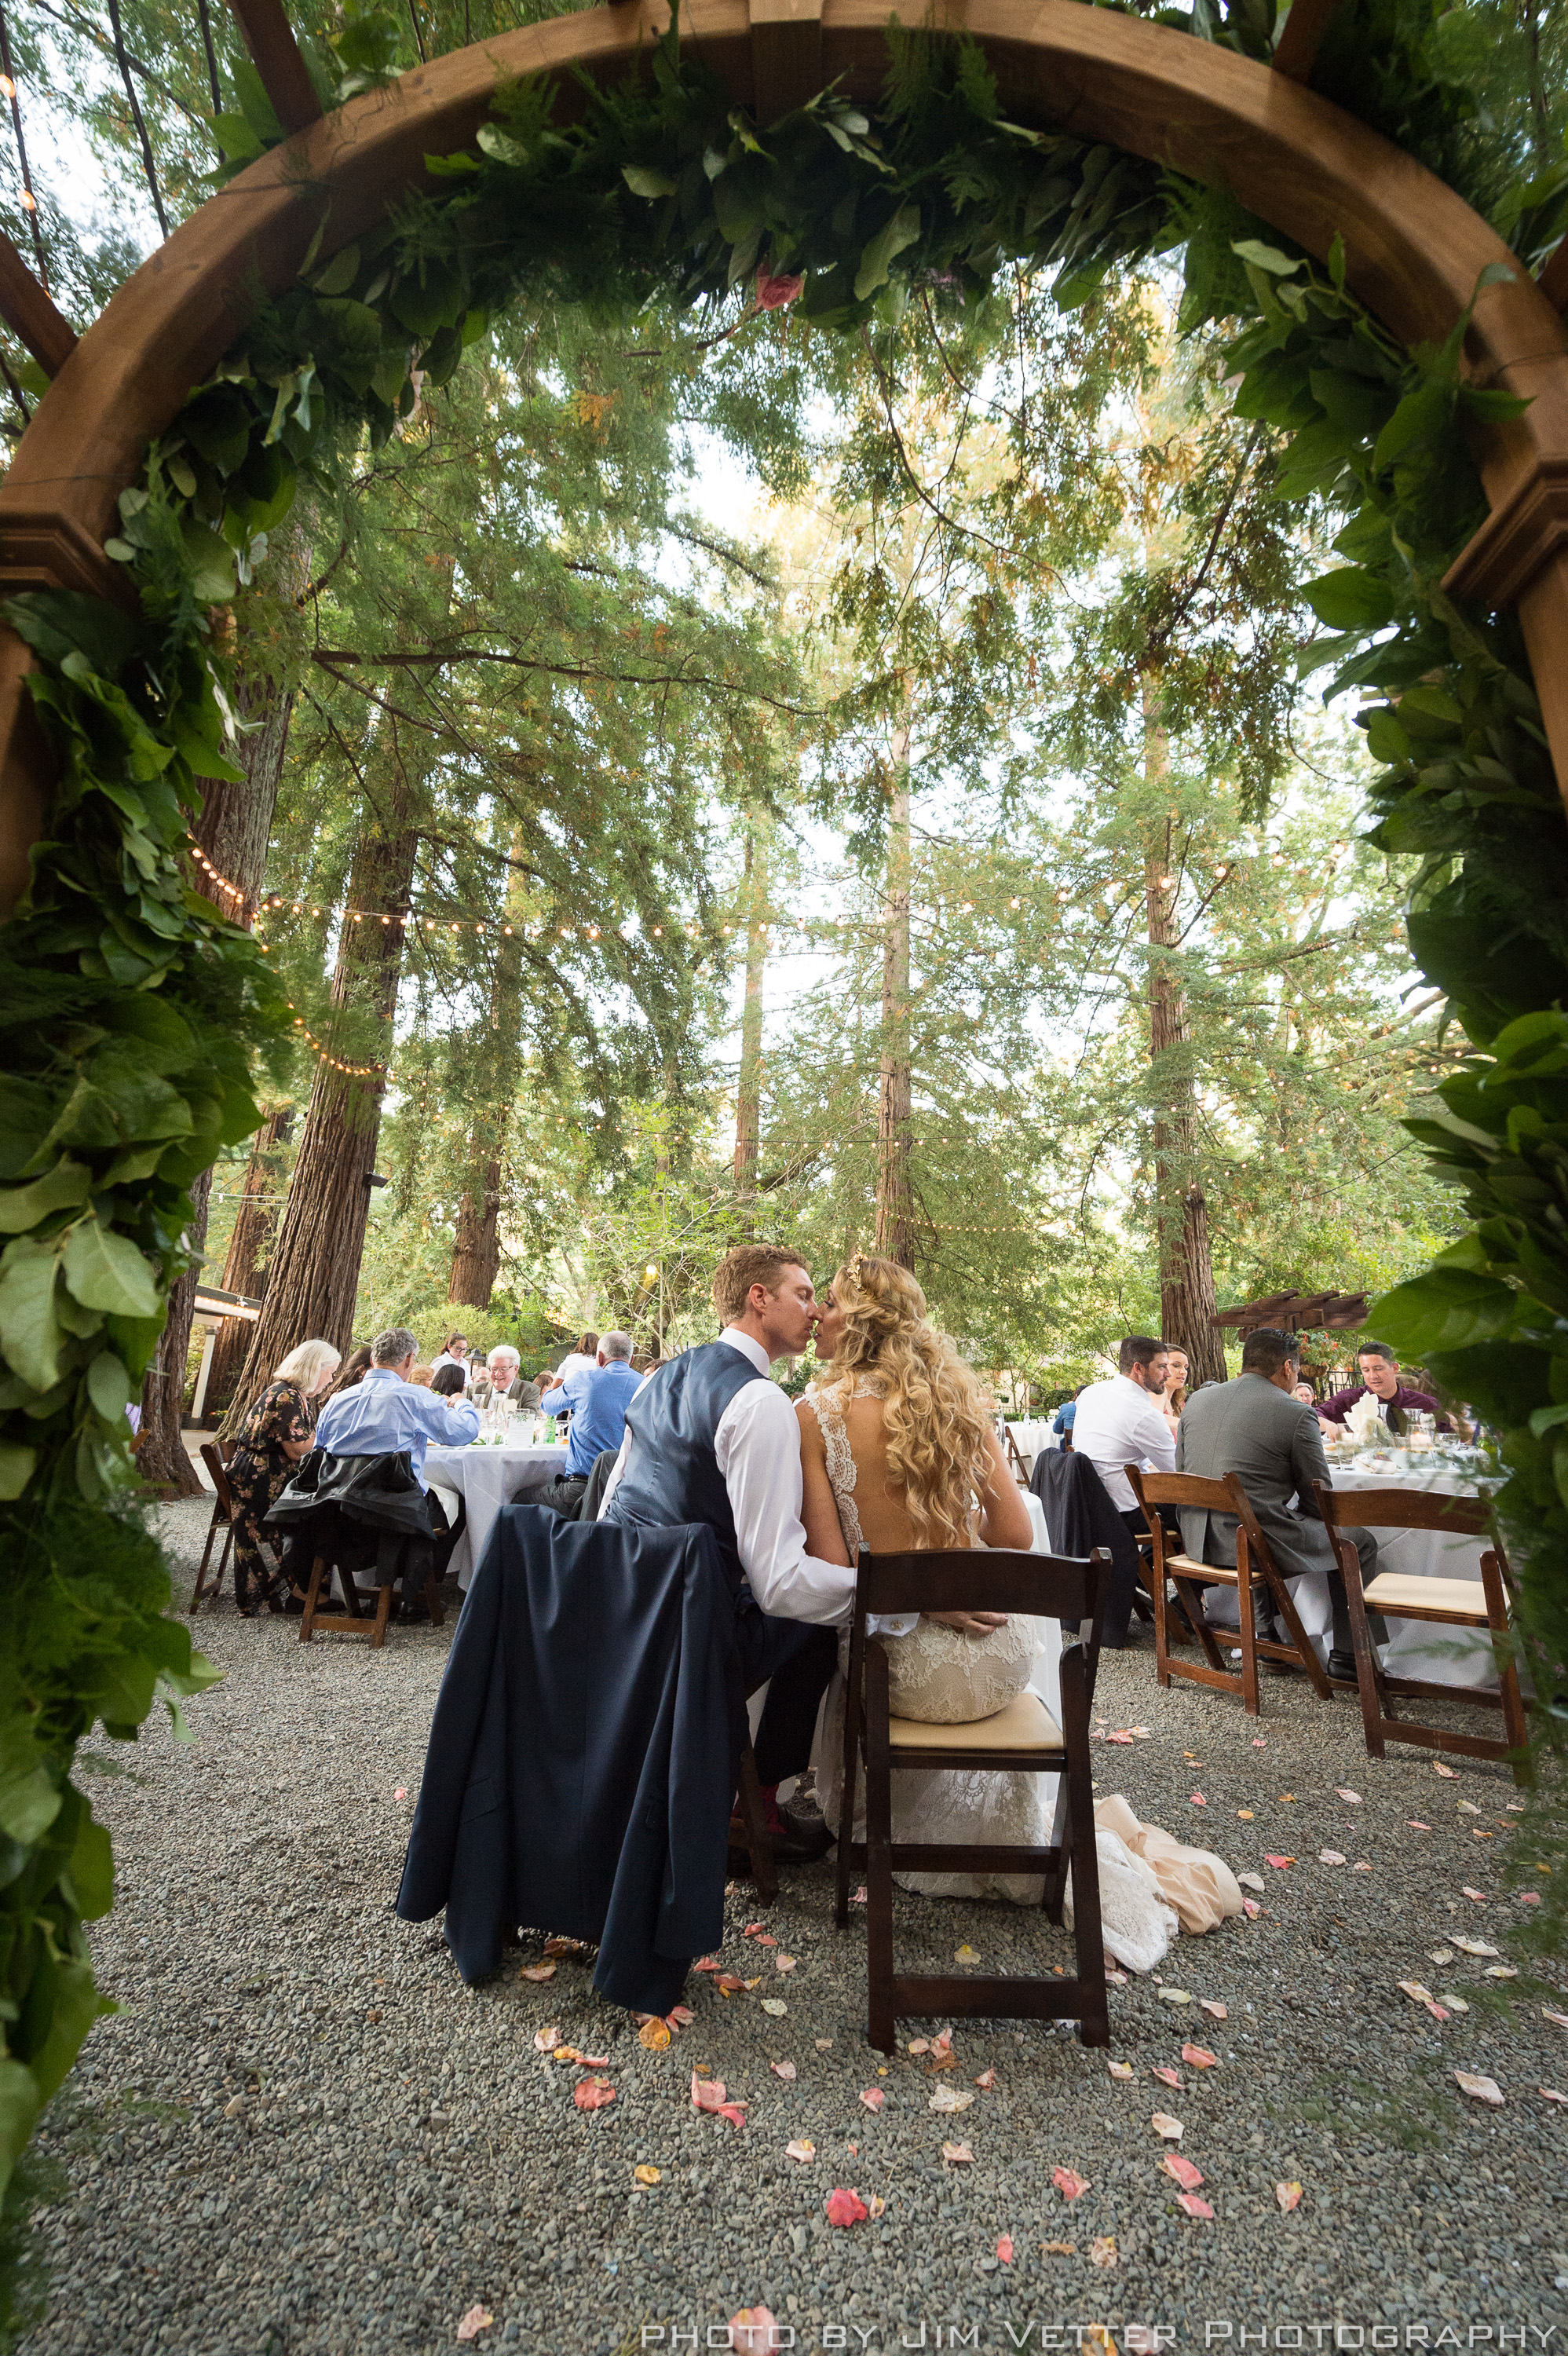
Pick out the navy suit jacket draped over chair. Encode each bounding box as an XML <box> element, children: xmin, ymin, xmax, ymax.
<box><xmin>396</xmin><ymin>1503</ymin><xmax>747</xmax><ymax>2016</ymax></box>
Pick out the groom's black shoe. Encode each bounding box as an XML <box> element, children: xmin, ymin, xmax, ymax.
<box><xmin>1325</xmin><ymin>1649</ymin><xmax>1361</xmax><ymax>1685</ymax></box>
<box><xmin>773</xmin><ymin>1792</ymin><xmax>833</xmax><ymax>1862</ymax></box>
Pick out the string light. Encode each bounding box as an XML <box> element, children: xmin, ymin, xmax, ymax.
<box><xmin>284</xmin><ymin>1003</ymin><xmax>391</xmax><ymax>1081</ymax></box>
<box><xmin>188</xmin><ymin>840</ymin><xmax>250</xmax><ymax>911</ymax></box>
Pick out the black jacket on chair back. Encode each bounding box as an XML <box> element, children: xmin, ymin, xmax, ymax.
<box><xmin>396</xmin><ymin>1503</ymin><xmax>747</xmax><ymax>2015</ymax></box>
<box><xmin>601</xmin><ymin>1340</ymin><xmax>763</xmax><ymax>1590</ymax></box>
<box><xmin>1029</xmin><ymin>1446</ymin><xmax>1141</xmax><ymax>1646</ymax></box>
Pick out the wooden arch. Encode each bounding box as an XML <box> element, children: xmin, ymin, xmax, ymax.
<box><xmin>2</xmin><ymin>0</ymin><xmax>1566</xmax><ymax>897</ymax></box>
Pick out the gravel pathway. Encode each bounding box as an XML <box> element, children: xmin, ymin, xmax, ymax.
<box><xmin>18</xmin><ymin>1497</ymin><xmax>1567</xmax><ymax>2356</ymax></box>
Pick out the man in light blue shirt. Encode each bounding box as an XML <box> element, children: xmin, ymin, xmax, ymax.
<box><xmin>527</xmin><ymin>1330</ymin><xmax>643</xmax><ymax>1514</ymax></box>
<box><xmin>314</xmin><ymin>1326</ymin><xmax>481</xmax><ymax>1487</ymax></box>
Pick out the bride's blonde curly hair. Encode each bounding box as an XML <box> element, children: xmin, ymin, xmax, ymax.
<box><xmin>819</xmin><ymin>1254</ymin><xmax>995</xmax><ymax>1548</ymax></box>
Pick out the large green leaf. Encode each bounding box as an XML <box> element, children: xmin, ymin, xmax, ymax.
<box><xmin>1302</xmin><ymin>567</ymin><xmax>1395</xmax><ymax>633</ymax></box>
<box><xmin>61</xmin><ymin>1217</ymin><xmax>159</xmax><ymax>1319</ymax></box>
<box><xmin>1372</xmin><ymin>1266</ymin><xmax>1518</xmax><ymax>1358</ymax></box>
<box><xmin>0</xmin><ymin>1238</ymin><xmax>65</xmax><ymax>1390</ymax></box>
<box><xmin>0</xmin><ymin>1158</ymin><xmax>91</xmax><ymax>1236</ymax></box>
<box><xmin>854</xmin><ymin>203</ymin><xmax>921</xmax><ymax>301</ymax></box>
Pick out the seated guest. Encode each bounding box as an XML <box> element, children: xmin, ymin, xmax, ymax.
<box><xmin>1316</xmin><ymin>1340</ymin><xmax>1450</xmax><ymax>1435</ymax></box>
<box><xmin>543</xmin><ymin>1331</ymin><xmax>599</xmax><ymax>1396</ymax></box>
<box><xmin>472</xmin><ymin>1344</ymin><xmax>541</xmax><ymax>1413</ymax></box>
<box><xmin>315</xmin><ymin>1326</ymin><xmax>481</xmax><ymax>1476</ymax></box>
<box><xmin>524</xmin><ymin>1332</ymin><xmax>644</xmax><ymax>1514</ymax></box>
<box><xmin>1177</xmin><ymin>1325</ymin><xmax>1376</xmax><ymax>1685</ymax></box>
<box><xmin>431</xmin><ymin>1332</ymin><xmax>471</xmax><ymax>1387</ymax></box>
<box><xmin>1292</xmin><ymin>1379</ymin><xmax>1317</xmax><ymax>1408</ymax></box>
<box><xmin>1051</xmin><ymin>1387</ymin><xmax>1084</xmax><ymax>1448</ymax></box>
<box><xmin>1069</xmin><ymin>1337</ymin><xmax>1176</xmax><ymax>1549</ymax></box>
<box><xmin>327</xmin><ymin>1343</ymin><xmax>373</xmax><ymax>1396</ymax></box>
<box><xmin>1156</xmin><ymin>1347</ymin><xmax>1190</xmax><ymax>1436</ymax></box>
<box><xmin>227</xmin><ymin>1339</ymin><xmax>340</xmax><ymax>1615</ymax></box>
<box><xmin>431</xmin><ymin>1363</ymin><xmax>467</xmax><ymax>1400</ymax></box>
<box><xmin>410</xmin><ymin>1363</ymin><xmax>434</xmax><ymax>1388</ymax></box>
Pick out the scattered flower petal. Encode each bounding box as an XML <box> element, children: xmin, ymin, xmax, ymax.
<box><xmin>941</xmin><ymin>2142</ymin><xmax>974</xmax><ymax>2165</ymax></box>
<box><xmin>1435</xmin><ymin>1762</ymin><xmax>1458</xmax><ymax>1778</ymax></box>
<box><xmin>1156</xmin><ymin>1987</ymin><xmax>1193</xmax><ymax>2004</ymax></box>
<box><xmin>1152</xmin><ymin>2067</ymin><xmax>1184</xmax><ymax>2090</ymax></box>
<box><xmin>532</xmin><ymin>2025</ymin><xmax>561</xmax><ymax>2052</ymax></box>
<box><xmin>715</xmin><ymin>1974</ymin><xmax>747</xmax><ymax>1995</ymax></box>
<box><xmin>1520</xmin><ymin>1892</ymin><xmax>1542</xmax><ymax>1906</ymax></box>
<box><xmin>1105</xmin><ymin>1966</ymin><xmax>1129</xmax><ymax>1986</ymax></box>
<box><xmin>1089</xmin><ymin>2234</ymin><xmax>1117</xmax><ymax>2267</ymax></box>
<box><xmin>1265</xmin><ymin>1855</ymin><xmax>1295</xmax><ymax>1870</ymax></box>
<box><xmin>1407</xmin><ymin>1821</ymin><xmax>1431</xmax><ymax>1831</ymax></box>
<box><xmin>1162</xmin><ymin>2154</ymin><xmax>1204</xmax><ymax>2190</ymax></box>
<box><xmin>859</xmin><ymin>2087</ymin><xmax>885</xmax><ymax>2113</ymax></box>
<box><xmin>954</xmin><ymin>1944</ymin><xmax>981</xmax><ymax>1962</ymax></box>
<box><xmin>907</xmin><ymin>2039</ymin><xmax>930</xmax><ymax>2055</ymax></box>
<box><xmin>785</xmin><ymin>2138</ymin><xmax>816</xmax><ymax>2164</ymax></box>
<box><xmin>393</xmin><ymin>1787</ymin><xmax>408</xmax><ymax>1802</ymax></box>
<box><xmin>455</xmin><ymin>2307</ymin><xmax>494</xmax><ymax>2343</ymax></box>
<box><xmin>972</xmin><ymin>2069</ymin><xmax>996</xmax><ymax>2091</ymax></box>
<box><xmin>825</xmin><ymin>2187</ymin><xmax>868</xmax><ymax>2227</ymax></box>
<box><xmin>1352</xmin><ymin>1861</ymin><xmax>1373</xmax><ymax>1873</ymax></box>
<box><xmin>1428</xmin><ymin>1948</ymin><xmax>1456</xmax><ymax>1966</ymax></box>
<box><xmin>1462</xmin><ymin>1887</ymin><xmax>1489</xmax><ymax>1903</ymax></box>
<box><xmin>667</xmin><ymin>2005</ymin><xmax>696</xmax><ymax>2028</ymax></box>
<box><xmin>868</xmin><ymin>2196</ymin><xmax>886</xmax><ymax>2218</ymax></box>
<box><xmin>1237</xmin><ymin>1871</ymin><xmax>1265</xmax><ymax>1893</ymax></box>
<box><xmin>814</xmin><ymin>2038</ymin><xmax>833</xmax><ymax>2051</ymax></box>
<box><xmin>728</xmin><ymin>2306</ymin><xmax>785</xmax><ymax>2354</ymax></box>
<box><xmin>693</xmin><ymin>1956</ymin><xmax>722</xmax><ymax>1974</ymax></box>
<box><xmin>638</xmin><ymin>2019</ymin><xmax>671</xmax><ymax>2051</ymax></box>
<box><xmin>1051</xmin><ymin>2168</ymin><xmax>1089</xmax><ymax>2201</ymax></box>
<box><xmin>519</xmin><ymin>1963</ymin><xmax>557</xmax><ymax>1982</ymax></box>
<box><xmin>1539</xmin><ymin>2088</ymin><xmax>1568</xmax><ymax>2106</ymax></box>
<box><xmin>1176</xmin><ymin>2193</ymin><xmax>1215</xmax><ymax>2220</ymax></box>
<box><xmin>1182</xmin><ymin>2045</ymin><xmax>1218</xmax><ymax>2069</ymax></box>
<box><xmin>1319</xmin><ymin>1849</ymin><xmax>1346</xmax><ymax>1867</ymax></box>
<box><xmin>1453</xmin><ymin>2070</ymin><xmax>1504</xmax><ymax>2106</ymax></box>
<box><xmin>634</xmin><ymin>2164</ymin><xmax>660</xmax><ymax>2186</ymax></box>
<box><xmin>996</xmin><ymin>2234</ymin><xmax>1014</xmax><ymax>2264</ymax></box>
<box><xmin>1198</xmin><ymin>2000</ymin><xmax>1228</xmax><ymax>2021</ymax></box>
<box><xmin>1242</xmin><ymin>1898</ymin><xmax>1262</xmax><ymax>1919</ymax></box>
<box><xmin>775</xmin><ymin>1955</ymin><xmax>797</xmax><ymax>1973</ymax></box>
<box><xmin>543</xmin><ymin>1937</ymin><xmax>585</xmax><ymax>1957</ymax></box>
<box><xmin>1543</xmin><ymin>2010</ymin><xmax>1568</xmax><ymax>2032</ymax></box>
<box><xmin>1276</xmin><ymin>2181</ymin><xmax>1303</xmax><ymax>2212</ymax></box>
<box><xmin>770</xmin><ymin>2060</ymin><xmax>797</xmax><ymax>2081</ymax></box>
<box><xmin>1336</xmin><ymin>1788</ymin><xmax>1361</xmax><ymax>1803</ymax></box>
<box><xmin>851</xmin><ymin>1886</ymin><xmax>867</xmax><ymax>1904</ymax></box>
<box><xmin>930</xmin><ymin>2084</ymin><xmax>974</xmax><ymax>2113</ymax></box>
<box><xmin>1485</xmin><ymin>1965</ymin><xmax>1519</xmax><ymax>1978</ymax></box>
<box><xmin>1237</xmin><ymin>1809</ymin><xmax>1255</xmax><ymax>1820</ymax></box>
<box><xmin>1108</xmin><ymin>2060</ymin><xmax>1135</xmax><ymax>2080</ymax></box>
<box><xmin>1151</xmin><ymin>2112</ymin><xmax>1183</xmax><ymax>2141</ymax></box>
<box><xmin>1190</xmin><ymin>1794</ymin><xmax>1207</xmax><ymax>1806</ymax></box>
<box><xmin>1041</xmin><ymin>2241</ymin><xmax>1077</xmax><ymax>2255</ymax></box>
<box><xmin>691</xmin><ymin>2072</ymin><xmax>747</xmax><ymax>2127</ymax></box>
<box><xmin>573</xmin><ymin>2077</ymin><xmax>616</xmax><ymax>2110</ymax></box>
<box><xmin>761</xmin><ymin>1999</ymin><xmax>788</xmax><ymax>2017</ymax></box>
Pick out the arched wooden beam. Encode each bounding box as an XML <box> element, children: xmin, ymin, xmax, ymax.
<box><xmin>2</xmin><ymin>0</ymin><xmax>1566</xmax><ymax>891</ymax></box>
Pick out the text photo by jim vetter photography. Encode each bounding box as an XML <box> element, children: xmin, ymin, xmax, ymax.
<box><xmin>4</xmin><ymin>0</ymin><xmax>1568</xmax><ymax>2351</ymax></box>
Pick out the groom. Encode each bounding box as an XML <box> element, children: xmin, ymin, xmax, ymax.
<box><xmin>598</xmin><ymin>1243</ymin><xmax>855</xmax><ymax>1859</ymax></box>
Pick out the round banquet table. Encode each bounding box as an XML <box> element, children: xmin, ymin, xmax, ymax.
<box><xmin>1266</xmin><ymin>1457</ymin><xmax>1500</xmax><ymax>1688</ymax></box>
<box><xmin>422</xmin><ymin>1440</ymin><xmax>572</xmax><ymax>1589</ymax></box>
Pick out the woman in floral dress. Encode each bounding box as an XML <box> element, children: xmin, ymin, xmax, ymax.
<box><xmin>225</xmin><ymin>1339</ymin><xmax>340</xmax><ymax>1613</ymax></box>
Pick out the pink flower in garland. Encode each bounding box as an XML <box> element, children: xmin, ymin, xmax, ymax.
<box><xmin>755</xmin><ymin>267</ymin><xmax>806</xmax><ymax>312</ymax></box>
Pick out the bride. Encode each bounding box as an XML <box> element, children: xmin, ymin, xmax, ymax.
<box><xmin>798</xmin><ymin>1254</ymin><xmax>1051</xmax><ymax>1904</ymax></box>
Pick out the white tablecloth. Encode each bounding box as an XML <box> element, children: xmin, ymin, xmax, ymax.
<box><xmin>424</xmin><ymin>1441</ymin><xmax>572</xmax><ymax>1588</ymax></box>
<box><xmin>1007</xmin><ymin>1419</ymin><xmax>1055</xmax><ymax>1472</ymax></box>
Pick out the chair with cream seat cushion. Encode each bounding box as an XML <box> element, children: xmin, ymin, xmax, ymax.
<box><xmin>1311</xmin><ymin>1483</ymin><xmax>1530</xmax><ymax>1785</ymax></box>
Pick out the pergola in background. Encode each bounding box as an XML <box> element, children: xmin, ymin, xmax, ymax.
<box><xmin>0</xmin><ymin>0</ymin><xmax>1564</xmax><ymax>899</ymax></box>
<box><xmin>1212</xmin><ymin>1290</ymin><xmax>1370</xmax><ymax>1337</ymax></box>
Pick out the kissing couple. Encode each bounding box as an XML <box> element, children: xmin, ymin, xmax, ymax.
<box><xmin>598</xmin><ymin>1243</ymin><xmax>1054</xmax><ymax>1897</ymax></box>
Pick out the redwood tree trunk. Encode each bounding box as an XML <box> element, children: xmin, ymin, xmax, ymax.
<box><xmin>875</xmin><ymin>726</ymin><xmax>916</xmax><ymax>1271</ymax></box>
<box><xmin>448</xmin><ymin>835</ymin><xmax>528</xmax><ymax>1307</ymax></box>
<box><xmin>1143</xmin><ymin>697</ymin><xmax>1224</xmax><ymax>1385</ymax></box>
<box><xmin>203</xmin><ymin>1105</ymin><xmax>294</xmax><ymax>1412</ymax></box>
<box><xmin>134</xmin><ymin>679</ymin><xmax>296</xmax><ymax>1492</ymax></box>
<box><xmin>732</xmin><ymin>823</ymin><xmax>768</xmax><ymax>1217</ymax></box>
<box><xmin>224</xmin><ymin>754</ymin><xmax>421</xmax><ymax>1429</ymax></box>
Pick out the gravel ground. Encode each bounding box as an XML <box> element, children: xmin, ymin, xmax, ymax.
<box><xmin>18</xmin><ymin>1495</ymin><xmax>1568</xmax><ymax>2356</ymax></box>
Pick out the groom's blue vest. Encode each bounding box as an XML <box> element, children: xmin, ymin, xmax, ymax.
<box><xmin>602</xmin><ymin>1340</ymin><xmax>764</xmax><ymax>1594</ymax></box>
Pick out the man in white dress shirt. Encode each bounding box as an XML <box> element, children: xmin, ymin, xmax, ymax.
<box><xmin>1069</xmin><ymin>1335</ymin><xmax>1177</xmax><ymax>1547</ymax></box>
<box><xmin>599</xmin><ymin>1246</ymin><xmax>875</xmax><ymax>1860</ymax></box>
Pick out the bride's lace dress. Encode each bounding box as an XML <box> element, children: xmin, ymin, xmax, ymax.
<box><xmin>806</xmin><ymin>1380</ymin><xmax>1054</xmax><ymax>1904</ymax></box>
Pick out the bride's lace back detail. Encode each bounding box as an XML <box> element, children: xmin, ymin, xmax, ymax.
<box><xmin>803</xmin><ymin>1380</ymin><xmax>1038</xmax><ymax>1725</ymax></box>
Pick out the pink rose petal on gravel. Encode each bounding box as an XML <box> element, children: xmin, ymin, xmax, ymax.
<box><xmin>455</xmin><ymin>2307</ymin><xmax>494</xmax><ymax>2342</ymax></box>
<box><xmin>859</xmin><ymin>2087</ymin><xmax>885</xmax><ymax>2112</ymax></box>
<box><xmin>770</xmin><ymin>2061</ymin><xmax>797</xmax><ymax>2081</ymax></box>
<box><xmin>996</xmin><ymin>2234</ymin><xmax>1014</xmax><ymax>2263</ymax></box>
<box><xmin>728</xmin><ymin>2307</ymin><xmax>785</xmax><ymax>2353</ymax></box>
<box><xmin>1052</xmin><ymin>2168</ymin><xmax>1089</xmax><ymax>2201</ymax></box>
<box><xmin>825</xmin><ymin>2187</ymin><xmax>869</xmax><ymax>2227</ymax></box>
<box><xmin>1162</xmin><ymin>2154</ymin><xmax>1204</xmax><ymax>2190</ymax></box>
<box><xmin>1276</xmin><ymin>2180</ymin><xmax>1303</xmax><ymax>2212</ymax></box>
<box><xmin>1176</xmin><ymin>2193</ymin><xmax>1214</xmax><ymax>2219</ymax></box>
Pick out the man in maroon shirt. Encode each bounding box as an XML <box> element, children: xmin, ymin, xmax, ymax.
<box><xmin>1316</xmin><ymin>1341</ymin><xmax>1449</xmax><ymax>1436</ymax></box>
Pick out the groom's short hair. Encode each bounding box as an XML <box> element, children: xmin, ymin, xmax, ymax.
<box><xmin>713</xmin><ymin>1245</ymin><xmax>808</xmax><ymax>1324</ymax></box>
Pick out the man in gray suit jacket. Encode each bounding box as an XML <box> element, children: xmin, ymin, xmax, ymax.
<box><xmin>1175</xmin><ymin>1326</ymin><xmax>1376</xmax><ymax>1685</ymax></box>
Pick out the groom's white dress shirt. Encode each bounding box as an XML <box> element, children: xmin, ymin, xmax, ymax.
<box><xmin>1069</xmin><ymin>1372</ymin><xmax>1176</xmax><ymax>1512</ymax></box>
<box><xmin>599</xmin><ymin>1326</ymin><xmax>913</xmax><ymax>1630</ymax></box>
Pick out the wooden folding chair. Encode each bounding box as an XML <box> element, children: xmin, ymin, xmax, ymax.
<box><xmin>1312</xmin><ymin>1483</ymin><xmax>1531</xmax><ymax>1786</ymax></box>
<box><xmin>1003</xmin><ymin>1425</ymin><xmax>1031</xmax><ymax>1486</ymax></box>
<box><xmin>189</xmin><ymin>1440</ymin><xmax>285</xmax><ymax>1612</ymax></box>
<box><xmin>833</xmin><ymin>1542</ymin><xmax>1111</xmax><ymax>2054</ymax></box>
<box><xmin>727</xmin><ymin>1737</ymin><xmax>780</xmax><ymax>1907</ymax></box>
<box><xmin>299</xmin><ymin>1509</ymin><xmax>446</xmax><ymax>1651</ymax></box>
<box><xmin>1126</xmin><ymin>1466</ymin><xmax>1332</xmax><ymax>1715</ymax></box>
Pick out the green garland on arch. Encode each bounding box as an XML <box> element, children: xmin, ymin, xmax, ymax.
<box><xmin>1</xmin><ymin>0</ymin><xmax>1566</xmax><ymax>2314</ymax></box>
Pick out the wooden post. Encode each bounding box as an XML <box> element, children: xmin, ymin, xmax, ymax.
<box><xmin>225</xmin><ymin>0</ymin><xmax>322</xmax><ymax>133</ymax></box>
<box><xmin>0</xmin><ymin>235</ymin><xmax>76</xmax><ymax>375</ymax></box>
